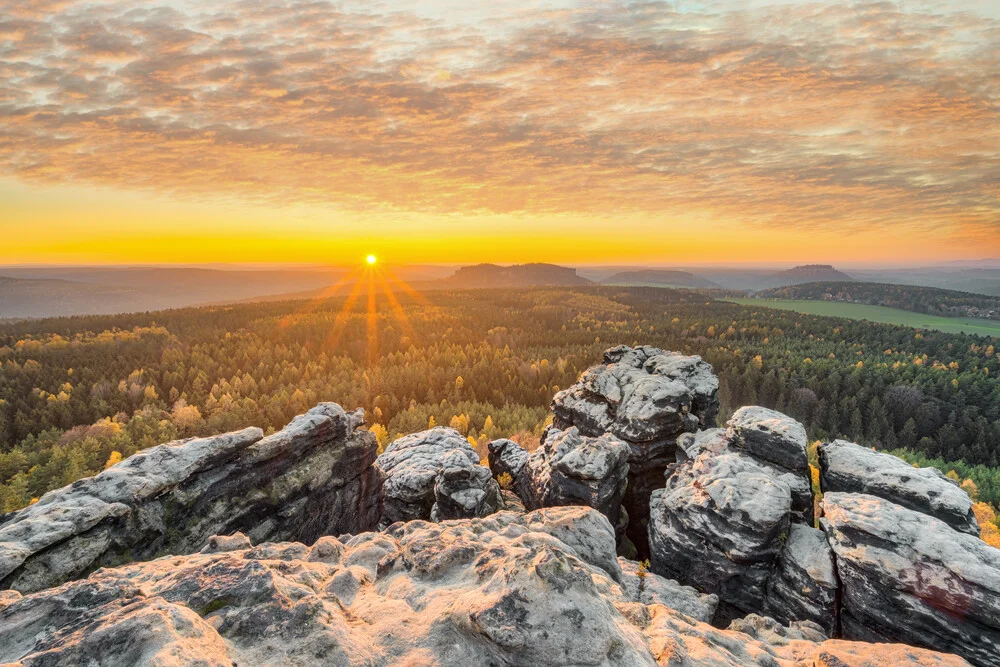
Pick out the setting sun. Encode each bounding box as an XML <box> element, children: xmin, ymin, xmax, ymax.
<box><xmin>366</xmin><ymin>254</ymin><xmax>377</xmax><ymax>265</ymax></box>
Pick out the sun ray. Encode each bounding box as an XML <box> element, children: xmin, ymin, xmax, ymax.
<box><xmin>377</xmin><ymin>273</ymin><xmax>418</xmax><ymax>347</ymax></box>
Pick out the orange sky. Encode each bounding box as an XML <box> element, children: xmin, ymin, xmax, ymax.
<box><xmin>1</xmin><ymin>0</ymin><xmax>998</xmax><ymax>265</ymax></box>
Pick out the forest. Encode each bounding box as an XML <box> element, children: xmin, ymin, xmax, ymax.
<box><xmin>757</xmin><ymin>281</ymin><xmax>1000</xmax><ymax>321</ymax></box>
<box><xmin>3</xmin><ymin>286</ymin><xmax>1000</xmax><ymax>524</ymax></box>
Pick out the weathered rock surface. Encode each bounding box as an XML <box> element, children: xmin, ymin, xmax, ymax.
<box><xmin>486</xmin><ymin>437</ymin><xmax>529</xmax><ymax>491</ymax></box>
<box><xmin>649</xmin><ymin>451</ymin><xmax>793</xmax><ymax>624</ymax></box>
<box><xmin>0</xmin><ymin>507</ymin><xmax>969</xmax><ymax>667</ymax></box>
<box><xmin>0</xmin><ymin>403</ymin><xmax>382</xmax><ymax>594</ymax></box>
<box><xmin>376</xmin><ymin>427</ymin><xmax>502</xmax><ymax>525</ymax></box>
<box><xmin>820</xmin><ymin>439</ymin><xmax>979</xmax><ymax>536</ymax></box>
<box><xmin>500</xmin><ymin>426</ymin><xmax>631</xmax><ymax>535</ymax></box>
<box><xmin>763</xmin><ymin>524</ymin><xmax>838</xmax><ymax>635</ymax></box>
<box><xmin>552</xmin><ymin>345</ymin><xmax>719</xmax><ymax>552</ymax></box>
<box><xmin>617</xmin><ymin>557</ymin><xmax>719</xmax><ymax>623</ymax></box>
<box><xmin>726</xmin><ymin>406</ymin><xmax>809</xmax><ymax>473</ymax></box>
<box><xmin>822</xmin><ymin>492</ymin><xmax>1000</xmax><ymax>667</ymax></box>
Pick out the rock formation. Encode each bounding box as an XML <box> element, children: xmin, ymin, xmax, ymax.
<box><xmin>488</xmin><ymin>426</ymin><xmax>631</xmax><ymax>540</ymax></box>
<box><xmin>819</xmin><ymin>439</ymin><xmax>979</xmax><ymax>535</ymax></box>
<box><xmin>551</xmin><ymin>345</ymin><xmax>719</xmax><ymax>552</ymax></box>
<box><xmin>0</xmin><ymin>507</ymin><xmax>970</xmax><ymax>667</ymax></box>
<box><xmin>376</xmin><ymin>427</ymin><xmax>502</xmax><ymax>525</ymax></box>
<box><xmin>0</xmin><ymin>403</ymin><xmax>382</xmax><ymax>594</ymax></box>
<box><xmin>823</xmin><ymin>492</ymin><xmax>1000</xmax><ymax>665</ymax></box>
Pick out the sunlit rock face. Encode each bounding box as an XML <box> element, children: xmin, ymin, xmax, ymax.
<box><xmin>551</xmin><ymin>345</ymin><xmax>719</xmax><ymax>553</ymax></box>
<box><xmin>0</xmin><ymin>508</ymin><xmax>969</xmax><ymax>667</ymax></box>
<box><xmin>0</xmin><ymin>403</ymin><xmax>383</xmax><ymax>595</ymax></box>
<box><xmin>823</xmin><ymin>492</ymin><xmax>1000</xmax><ymax>665</ymax></box>
<box><xmin>376</xmin><ymin>427</ymin><xmax>502</xmax><ymax>525</ymax></box>
<box><xmin>819</xmin><ymin>439</ymin><xmax>980</xmax><ymax>535</ymax></box>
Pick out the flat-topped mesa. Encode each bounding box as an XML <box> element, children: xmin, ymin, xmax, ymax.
<box><xmin>0</xmin><ymin>507</ymin><xmax>969</xmax><ymax>667</ymax></box>
<box><xmin>376</xmin><ymin>427</ymin><xmax>503</xmax><ymax>525</ymax></box>
<box><xmin>819</xmin><ymin>439</ymin><xmax>979</xmax><ymax>535</ymax></box>
<box><xmin>551</xmin><ymin>345</ymin><xmax>719</xmax><ymax>552</ymax></box>
<box><xmin>0</xmin><ymin>403</ymin><xmax>383</xmax><ymax>594</ymax></box>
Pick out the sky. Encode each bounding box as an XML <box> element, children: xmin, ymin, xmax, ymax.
<box><xmin>1</xmin><ymin>0</ymin><xmax>998</xmax><ymax>266</ymax></box>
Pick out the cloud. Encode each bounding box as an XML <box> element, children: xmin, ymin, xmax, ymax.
<box><xmin>0</xmin><ymin>0</ymin><xmax>997</xmax><ymax>234</ymax></box>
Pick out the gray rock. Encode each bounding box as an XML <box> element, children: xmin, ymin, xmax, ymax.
<box><xmin>0</xmin><ymin>403</ymin><xmax>383</xmax><ymax>594</ymax></box>
<box><xmin>820</xmin><ymin>439</ymin><xmax>979</xmax><ymax>536</ymax></box>
<box><xmin>551</xmin><ymin>346</ymin><xmax>719</xmax><ymax>552</ymax></box>
<box><xmin>377</xmin><ymin>427</ymin><xmax>501</xmax><ymax>525</ymax></box>
<box><xmin>727</xmin><ymin>613</ymin><xmax>829</xmax><ymax>645</ymax></box>
<box><xmin>519</xmin><ymin>426</ymin><xmax>631</xmax><ymax>534</ymax></box>
<box><xmin>763</xmin><ymin>524</ymin><xmax>838</xmax><ymax>634</ymax></box>
<box><xmin>648</xmin><ymin>451</ymin><xmax>793</xmax><ymax>624</ymax></box>
<box><xmin>617</xmin><ymin>557</ymin><xmax>719</xmax><ymax>622</ymax></box>
<box><xmin>486</xmin><ymin>437</ymin><xmax>529</xmax><ymax>491</ymax></box>
<box><xmin>0</xmin><ymin>506</ymin><xmax>968</xmax><ymax>667</ymax></box>
<box><xmin>822</xmin><ymin>492</ymin><xmax>1000</xmax><ymax>667</ymax></box>
<box><xmin>677</xmin><ymin>422</ymin><xmax>813</xmax><ymax>524</ymax></box>
<box><xmin>726</xmin><ymin>406</ymin><xmax>809</xmax><ymax>473</ymax></box>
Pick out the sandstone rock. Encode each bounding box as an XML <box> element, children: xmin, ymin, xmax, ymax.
<box><xmin>822</xmin><ymin>492</ymin><xmax>1000</xmax><ymax>667</ymax></box>
<box><xmin>0</xmin><ymin>403</ymin><xmax>382</xmax><ymax>594</ymax></box>
<box><xmin>486</xmin><ymin>437</ymin><xmax>529</xmax><ymax>491</ymax></box>
<box><xmin>649</xmin><ymin>451</ymin><xmax>793</xmax><ymax>624</ymax></box>
<box><xmin>819</xmin><ymin>439</ymin><xmax>979</xmax><ymax>536</ymax></box>
<box><xmin>617</xmin><ymin>557</ymin><xmax>718</xmax><ymax>622</ymax></box>
<box><xmin>726</xmin><ymin>406</ymin><xmax>808</xmax><ymax>473</ymax></box>
<box><xmin>763</xmin><ymin>524</ymin><xmax>838</xmax><ymax>635</ymax></box>
<box><xmin>676</xmin><ymin>427</ymin><xmax>729</xmax><ymax>462</ymax></box>
<box><xmin>0</xmin><ymin>506</ymin><xmax>968</xmax><ymax>667</ymax></box>
<box><xmin>551</xmin><ymin>346</ymin><xmax>719</xmax><ymax>552</ymax></box>
<box><xmin>376</xmin><ymin>427</ymin><xmax>501</xmax><ymax>525</ymax></box>
<box><xmin>518</xmin><ymin>426</ymin><xmax>631</xmax><ymax>533</ymax></box>
<box><xmin>727</xmin><ymin>613</ymin><xmax>828</xmax><ymax>645</ymax></box>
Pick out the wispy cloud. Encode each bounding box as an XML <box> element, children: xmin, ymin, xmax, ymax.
<box><xmin>0</xmin><ymin>0</ymin><xmax>997</xmax><ymax>235</ymax></box>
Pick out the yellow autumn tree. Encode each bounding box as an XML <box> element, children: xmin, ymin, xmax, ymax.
<box><xmin>104</xmin><ymin>451</ymin><xmax>123</xmax><ymax>469</ymax></box>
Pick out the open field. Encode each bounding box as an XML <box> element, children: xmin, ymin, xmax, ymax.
<box><xmin>722</xmin><ymin>298</ymin><xmax>1000</xmax><ymax>337</ymax></box>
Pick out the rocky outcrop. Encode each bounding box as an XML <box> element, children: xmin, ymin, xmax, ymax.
<box><xmin>819</xmin><ymin>439</ymin><xmax>979</xmax><ymax>535</ymax></box>
<box><xmin>649</xmin><ymin>451</ymin><xmax>793</xmax><ymax>625</ymax></box>
<box><xmin>492</xmin><ymin>426</ymin><xmax>631</xmax><ymax>537</ymax></box>
<box><xmin>0</xmin><ymin>507</ymin><xmax>970</xmax><ymax>667</ymax></box>
<box><xmin>0</xmin><ymin>403</ymin><xmax>382</xmax><ymax>594</ymax></box>
<box><xmin>376</xmin><ymin>427</ymin><xmax>502</xmax><ymax>525</ymax></box>
<box><xmin>822</xmin><ymin>492</ymin><xmax>1000</xmax><ymax>666</ymax></box>
<box><xmin>551</xmin><ymin>345</ymin><xmax>719</xmax><ymax>551</ymax></box>
<box><xmin>763</xmin><ymin>524</ymin><xmax>838</xmax><ymax>636</ymax></box>
<box><xmin>486</xmin><ymin>437</ymin><xmax>529</xmax><ymax>492</ymax></box>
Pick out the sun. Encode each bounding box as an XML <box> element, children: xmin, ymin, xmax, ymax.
<box><xmin>366</xmin><ymin>254</ymin><xmax>377</xmax><ymax>265</ymax></box>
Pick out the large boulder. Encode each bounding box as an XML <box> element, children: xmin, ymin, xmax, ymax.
<box><xmin>822</xmin><ymin>492</ymin><xmax>1000</xmax><ymax>667</ymax></box>
<box><xmin>819</xmin><ymin>439</ymin><xmax>979</xmax><ymax>536</ymax></box>
<box><xmin>486</xmin><ymin>437</ymin><xmax>530</xmax><ymax>492</ymax></box>
<box><xmin>0</xmin><ymin>507</ymin><xmax>969</xmax><ymax>667</ymax></box>
<box><xmin>0</xmin><ymin>403</ymin><xmax>383</xmax><ymax>594</ymax></box>
<box><xmin>376</xmin><ymin>427</ymin><xmax>502</xmax><ymax>525</ymax></box>
<box><xmin>505</xmin><ymin>426</ymin><xmax>631</xmax><ymax>535</ymax></box>
<box><xmin>649</xmin><ymin>451</ymin><xmax>793</xmax><ymax>624</ymax></box>
<box><xmin>763</xmin><ymin>524</ymin><xmax>838</xmax><ymax>635</ymax></box>
<box><xmin>551</xmin><ymin>345</ymin><xmax>719</xmax><ymax>552</ymax></box>
<box><xmin>726</xmin><ymin>406</ymin><xmax>808</xmax><ymax>474</ymax></box>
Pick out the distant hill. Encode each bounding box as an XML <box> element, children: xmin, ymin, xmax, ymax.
<box><xmin>600</xmin><ymin>269</ymin><xmax>720</xmax><ymax>289</ymax></box>
<box><xmin>766</xmin><ymin>264</ymin><xmax>853</xmax><ymax>288</ymax></box>
<box><xmin>436</xmin><ymin>263</ymin><xmax>591</xmax><ymax>288</ymax></box>
<box><xmin>755</xmin><ymin>281</ymin><xmax>1000</xmax><ymax>321</ymax></box>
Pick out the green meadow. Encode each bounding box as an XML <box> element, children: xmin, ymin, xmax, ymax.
<box><xmin>722</xmin><ymin>298</ymin><xmax>1000</xmax><ymax>337</ymax></box>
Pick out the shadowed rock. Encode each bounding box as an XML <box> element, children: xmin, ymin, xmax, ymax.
<box><xmin>819</xmin><ymin>439</ymin><xmax>979</xmax><ymax>536</ymax></box>
<box><xmin>763</xmin><ymin>524</ymin><xmax>838</xmax><ymax>635</ymax></box>
<box><xmin>0</xmin><ymin>507</ymin><xmax>968</xmax><ymax>667</ymax></box>
<box><xmin>822</xmin><ymin>492</ymin><xmax>1000</xmax><ymax>667</ymax></box>
<box><xmin>0</xmin><ymin>403</ymin><xmax>382</xmax><ymax>594</ymax></box>
<box><xmin>377</xmin><ymin>427</ymin><xmax>502</xmax><ymax>525</ymax></box>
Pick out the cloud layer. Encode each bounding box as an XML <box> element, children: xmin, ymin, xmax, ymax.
<box><xmin>1</xmin><ymin>0</ymin><xmax>998</xmax><ymax>235</ymax></box>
